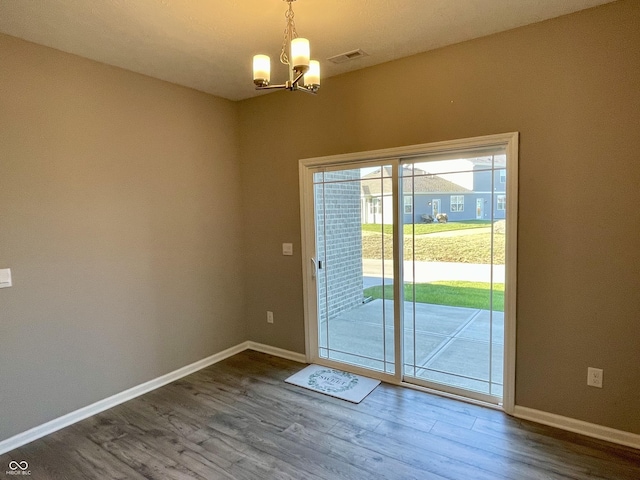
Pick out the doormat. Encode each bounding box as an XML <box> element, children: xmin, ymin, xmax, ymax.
<box><xmin>285</xmin><ymin>364</ymin><xmax>380</xmax><ymax>403</ymax></box>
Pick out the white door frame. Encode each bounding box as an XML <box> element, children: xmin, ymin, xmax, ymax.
<box><xmin>299</xmin><ymin>132</ymin><xmax>519</xmax><ymax>414</ymax></box>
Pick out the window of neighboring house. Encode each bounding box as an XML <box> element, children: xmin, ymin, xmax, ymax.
<box><xmin>500</xmin><ymin>170</ymin><xmax>506</xmax><ymax>184</ymax></box>
<box><xmin>404</xmin><ymin>195</ymin><xmax>413</xmax><ymax>214</ymax></box>
<box><xmin>451</xmin><ymin>195</ymin><xmax>464</xmax><ymax>212</ymax></box>
<box><xmin>497</xmin><ymin>195</ymin><xmax>506</xmax><ymax>211</ymax></box>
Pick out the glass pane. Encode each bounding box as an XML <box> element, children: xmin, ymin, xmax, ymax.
<box><xmin>402</xmin><ymin>156</ymin><xmax>505</xmax><ymax>399</ymax></box>
<box><xmin>316</xmin><ymin>165</ymin><xmax>395</xmax><ymax>373</ymax></box>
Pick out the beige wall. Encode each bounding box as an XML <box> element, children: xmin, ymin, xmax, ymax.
<box><xmin>239</xmin><ymin>0</ymin><xmax>640</xmax><ymax>434</ymax></box>
<box><xmin>0</xmin><ymin>34</ymin><xmax>245</xmax><ymax>441</ymax></box>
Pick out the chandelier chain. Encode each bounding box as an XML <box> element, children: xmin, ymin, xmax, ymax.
<box><xmin>280</xmin><ymin>0</ymin><xmax>299</xmax><ymax>65</ymax></box>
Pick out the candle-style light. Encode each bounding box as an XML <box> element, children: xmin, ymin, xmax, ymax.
<box><xmin>290</xmin><ymin>37</ymin><xmax>310</xmax><ymax>70</ymax></box>
<box><xmin>253</xmin><ymin>54</ymin><xmax>271</xmax><ymax>87</ymax></box>
<box><xmin>304</xmin><ymin>60</ymin><xmax>320</xmax><ymax>88</ymax></box>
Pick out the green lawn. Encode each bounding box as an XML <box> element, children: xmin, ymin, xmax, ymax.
<box><xmin>361</xmin><ymin>232</ymin><xmax>505</xmax><ymax>264</ymax></box>
<box><xmin>362</xmin><ymin>220</ymin><xmax>491</xmax><ymax>235</ymax></box>
<box><xmin>364</xmin><ymin>281</ymin><xmax>504</xmax><ymax>311</ymax></box>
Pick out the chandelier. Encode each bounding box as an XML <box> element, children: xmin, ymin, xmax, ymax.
<box><xmin>252</xmin><ymin>0</ymin><xmax>320</xmax><ymax>94</ymax></box>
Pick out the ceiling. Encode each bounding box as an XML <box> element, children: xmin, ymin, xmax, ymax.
<box><xmin>0</xmin><ymin>0</ymin><xmax>615</xmax><ymax>101</ymax></box>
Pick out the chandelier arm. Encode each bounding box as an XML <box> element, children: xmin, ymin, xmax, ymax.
<box><xmin>255</xmin><ymin>84</ymin><xmax>288</xmax><ymax>90</ymax></box>
<box><xmin>291</xmin><ymin>68</ymin><xmax>307</xmax><ymax>86</ymax></box>
<box><xmin>297</xmin><ymin>85</ymin><xmax>318</xmax><ymax>95</ymax></box>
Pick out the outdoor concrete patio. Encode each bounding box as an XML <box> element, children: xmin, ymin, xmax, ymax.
<box><xmin>319</xmin><ymin>299</ymin><xmax>504</xmax><ymax>397</ymax></box>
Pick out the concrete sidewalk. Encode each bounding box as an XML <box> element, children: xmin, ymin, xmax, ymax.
<box><xmin>362</xmin><ymin>259</ymin><xmax>505</xmax><ymax>284</ymax></box>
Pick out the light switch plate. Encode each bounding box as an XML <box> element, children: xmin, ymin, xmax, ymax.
<box><xmin>282</xmin><ymin>243</ymin><xmax>293</xmax><ymax>256</ymax></box>
<box><xmin>0</xmin><ymin>268</ymin><xmax>12</xmax><ymax>288</ymax></box>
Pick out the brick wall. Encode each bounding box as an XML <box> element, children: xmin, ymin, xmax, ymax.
<box><xmin>315</xmin><ymin>170</ymin><xmax>364</xmax><ymax>322</ymax></box>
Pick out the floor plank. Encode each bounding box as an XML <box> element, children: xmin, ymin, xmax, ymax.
<box><xmin>1</xmin><ymin>351</ymin><xmax>638</xmax><ymax>479</ymax></box>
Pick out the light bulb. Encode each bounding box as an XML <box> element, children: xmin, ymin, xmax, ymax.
<box><xmin>304</xmin><ymin>60</ymin><xmax>320</xmax><ymax>87</ymax></box>
<box><xmin>291</xmin><ymin>38</ymin><xmax>310</xmax><ymax>71</ymax></box>
<box><xmin>253</xmin><ymin>54</ymin><xmax>270</xmax><ymax>86</ymax></box>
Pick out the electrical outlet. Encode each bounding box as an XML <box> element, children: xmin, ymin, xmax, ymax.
<box><xmin>267</xmin><ymin>311</ymin><xmax>274</xmax><ymax>324</ymax></box>
<box><xmin>587</xmin><ymin>367</ymin><xmax>603</xmax><ymax>388</ymax></box>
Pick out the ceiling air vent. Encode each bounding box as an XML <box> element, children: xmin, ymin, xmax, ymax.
<box><xmin>327</xmin><ymin>49</ymin><xmax>368</xmax><ymax>64</ymax></box>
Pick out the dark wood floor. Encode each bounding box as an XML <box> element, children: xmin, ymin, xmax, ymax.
<box><xmin>2</xmin><ymin>351</ymin><xmax>639</xmax><ymax>479</ymax></box>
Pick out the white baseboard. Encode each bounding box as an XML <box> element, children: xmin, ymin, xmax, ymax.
<box><xmin>246</xmin><ymin>341</ymin><xmax>307</xmax><ymax>363</ymax></box>
<box><xmin>513</xmin><ymin>405</ymin><xmax>640</xmax><ymax>450</ymax></box>
<box><xmin>0</xmin><ymin>341</ymin><xmax>304</xmax><ymax>455</ymax></box>
<box><xmin>12</xmin><ymin>344</ymin><xmax>637</xmax><ymax>455</ymax></box>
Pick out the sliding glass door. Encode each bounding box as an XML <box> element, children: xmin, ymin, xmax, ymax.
<box><xmin>401</xmin><ymin>154</ymin><xmax>506</xmax><ymax>403</ymax></box>
<box><xmin>300</xmin><ymin>134</ymin><xmax>517</xmax><ymax>407</ymax></box>
<box><xmin>312</xmin><ymin>165</ymin><xmax>396</xmax><ymax>375</ymax></box>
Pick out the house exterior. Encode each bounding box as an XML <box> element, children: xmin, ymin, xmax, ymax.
<box><xmin>360</xmin><ymin>160</ymin><xmax>506</xmax><ymax>224</ymax></box>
